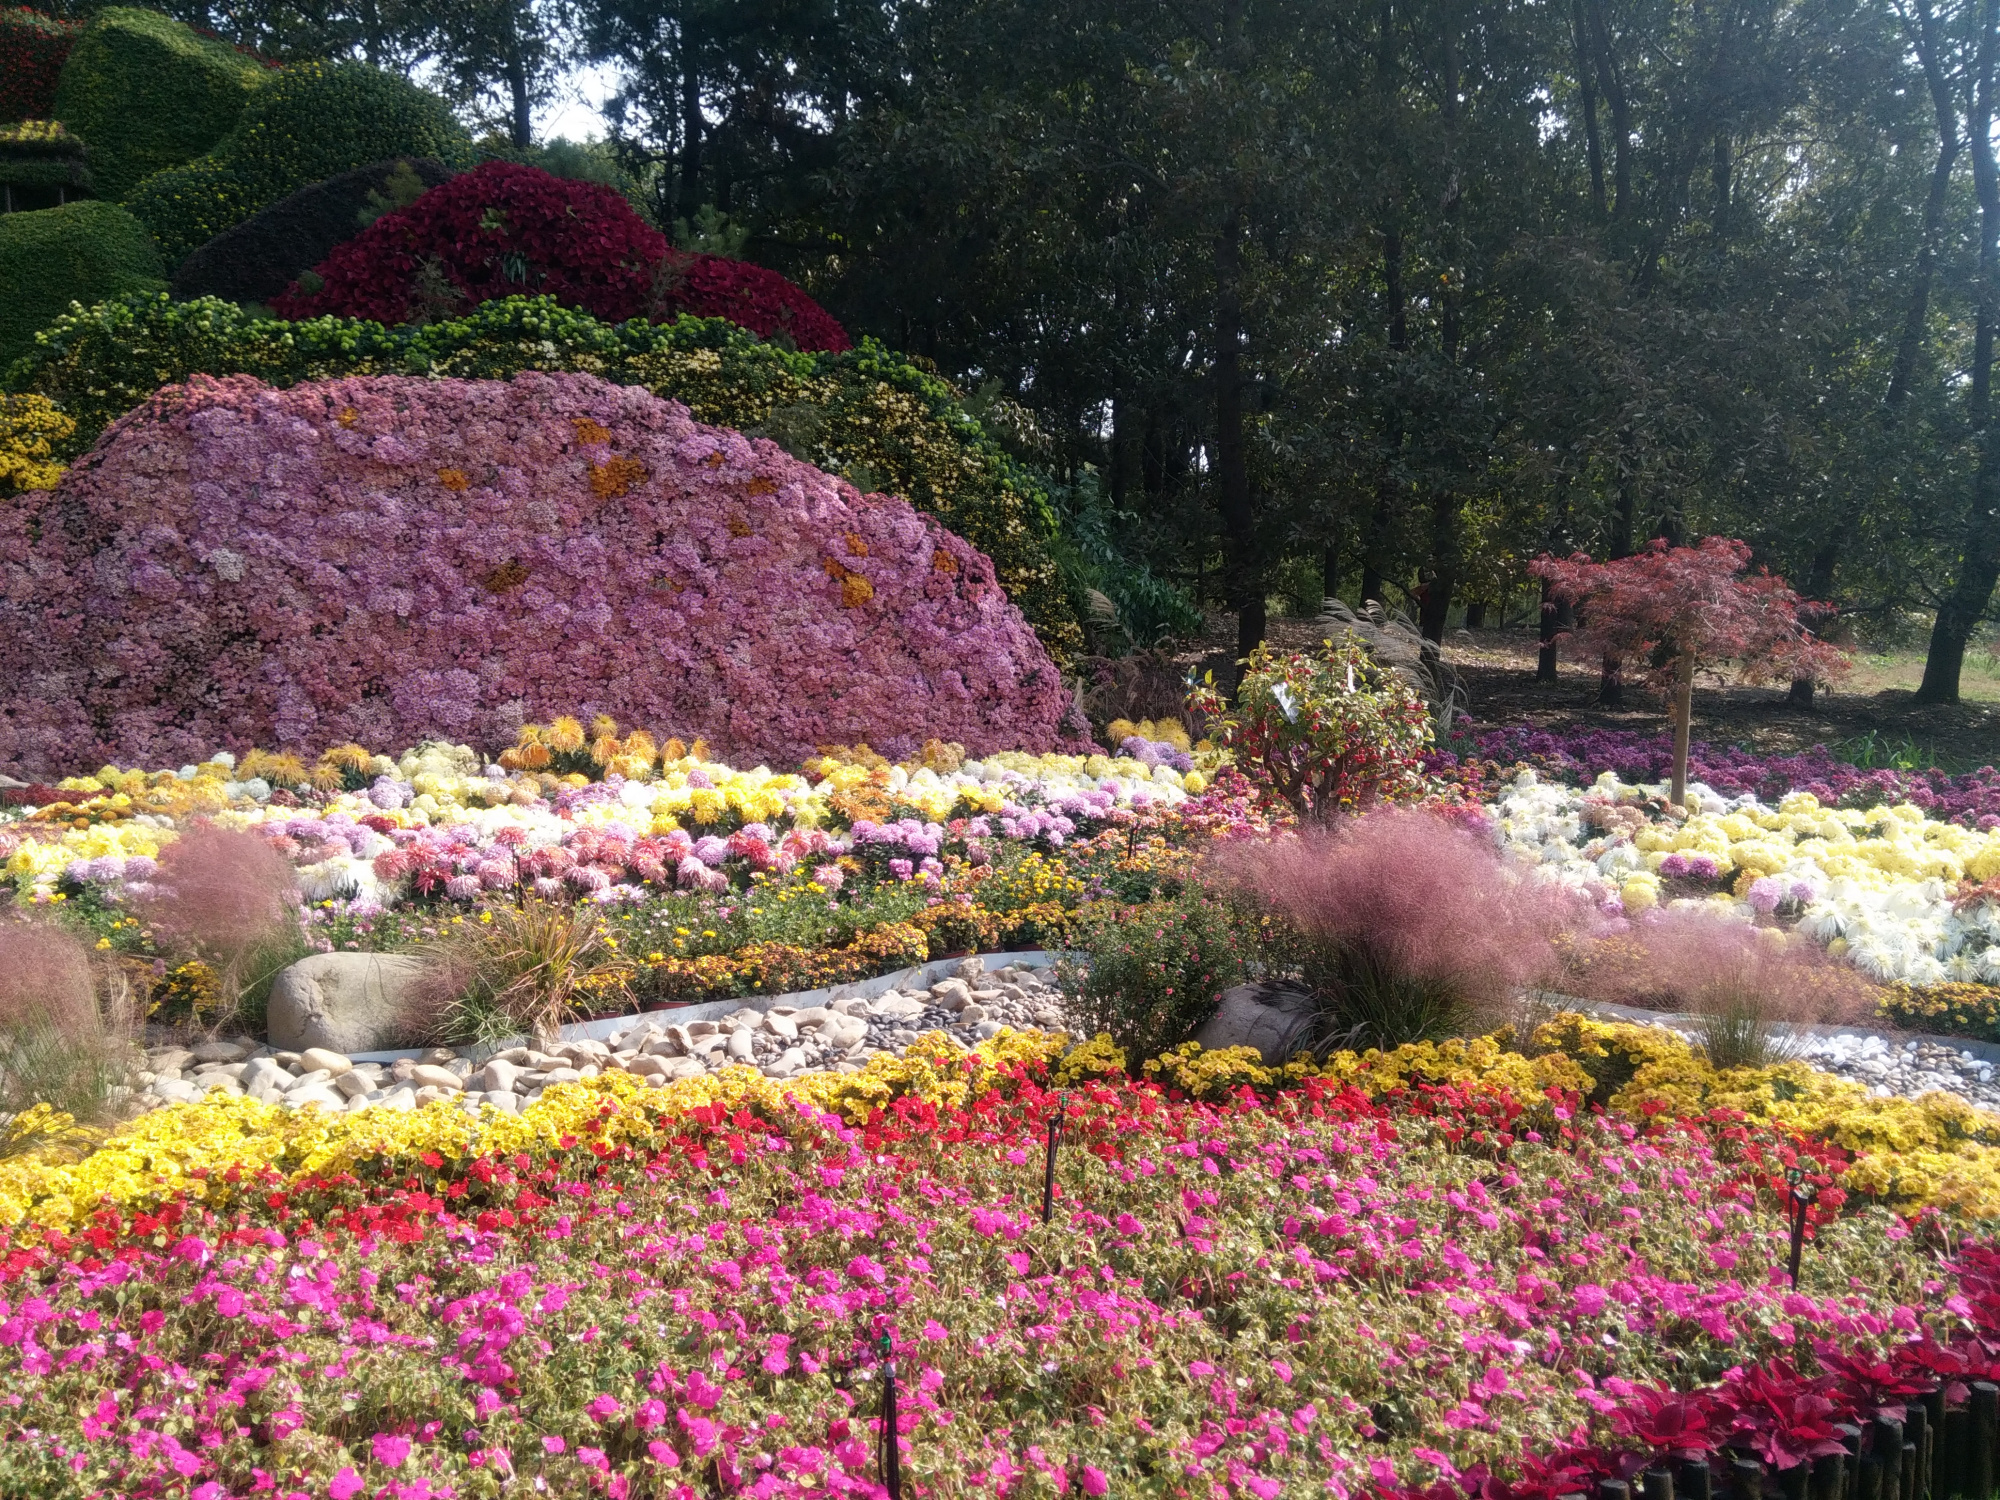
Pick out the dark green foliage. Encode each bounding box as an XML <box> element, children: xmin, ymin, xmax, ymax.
<box><xmin>0</xmin><ymin>119</ymin><xmax>90</xmax><ymax>210</ymax></box>
<box><xmin>1057</xmin><ymin>889</ymin><xmax>1251</xmax><ymax>1070</ymax></box>
<box><xmin>170</xmin><ymin>155</ymin><xmax>456</xmax><ymax>305</ymax></box>
<box><xmin>0</xmin><ymin>200</ymin><xmax>162</xmax><ymax>366</ymax></box>
<box><xmin>1048</xmin><ymin>470</ymin><xmax>1202</xmax><ymax>650</ymax></box>
<box><xmin>125</xmin><ymin>59</ymin><xmax>472</xmax><ymax>268</ymax></box>
<box><xmin>51</xmin><ymin>7</ymin><xmax>266</xmax><ymax>201</ymax></box>
<box><xmin>4</xmin><ymin>293</ymin><xmax>1081</xmax><ymax>653</ymax></box>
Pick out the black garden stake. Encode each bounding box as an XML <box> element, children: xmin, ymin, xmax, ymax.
<box><xmin>1042</xmin><ymin>1094</ymin><xmax>1065</xmax><ymax>1224</ymax></box>
<box><xmin>1786</xmin><ymin>1169</ymin><xmax>1819</xmax><ymax>1289</ymax></box>
<box><xmin>879</xmin><ymin>1333</ymin><xmax>902</xmax><ymax>1500</ymax></box>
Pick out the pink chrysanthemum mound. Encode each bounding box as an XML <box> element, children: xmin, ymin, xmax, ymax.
<box><xmin>0</xmin><ymin>370</ymin><xmax>1086</xmax><ymax>775</ymax></box>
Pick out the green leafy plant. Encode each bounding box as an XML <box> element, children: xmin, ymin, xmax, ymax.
<box><xmin>1057</xmin><ymin>888</ymin><xmax>1251</xmax><ymax>1069</ymax></box>
<box><xmin>1189</xmin><ymin>633</ymin><xmax>1433</xmax><ymax>822</ymax></box>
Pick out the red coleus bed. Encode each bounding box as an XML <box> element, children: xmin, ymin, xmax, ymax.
<box><xmin>271</xmin><ymin>160</ymin><xmax>849</xmax><ymax>351</ymax></box>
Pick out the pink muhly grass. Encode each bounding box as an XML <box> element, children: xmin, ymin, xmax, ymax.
<box><xmin>1566</xmin><ymin>905</ymin><xmax>1876</xmax><ymax>1067</ymax></box>
<box><xmin>1207</xmin><ymin>807</ymin><xmax>1583</xmax><ymax>1050</ymax></box>
<box><xmin>138</xmin><ymin>824</ymin><xmax>303</xmax><ymax>1022</ymax></box>
<box><xmin>0</xmin><ymin>920</ymin><xmax>136</xmax><ymax>1151</ymax></box>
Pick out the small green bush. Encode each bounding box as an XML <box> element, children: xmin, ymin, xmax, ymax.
<box><xmin>0</xmin><ymin>200</ymin><xmax>163</xmax><ymax>367</ymax></box>
<box><xmin>51</xmin><ymin>7</ymin><xmax>266</xmax><ymax>201</ymax></box>
<box><xmin>126</xmin><ymin>59</ymin><xmax>472</xmax><ymax>268</ymax></box>
<box><xmin>1057</xmin><ymin>890</ymin><xmax>1251</xmax><ymax>1069</ymax></box>
<box><xmin>6</xmin><ymin>293</ymin><xmax>1082</xmax><ymax>655</ymax></box>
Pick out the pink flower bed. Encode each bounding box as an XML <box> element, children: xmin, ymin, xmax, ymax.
<box><xmin>0</xmin><ymin>371</ymin><xmax>1086</xmax><ymax>776</ymax></box>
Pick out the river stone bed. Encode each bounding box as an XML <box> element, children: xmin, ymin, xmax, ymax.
<box><xmin>131</xmin><ymin>957</ymin><xmax>1070</xmax><ymax>1117</ymax></box>
<box><xmin>1785</xmin><ymin>1031</ymin><xmax>2000</xmax><ymax>1112</ymax></box>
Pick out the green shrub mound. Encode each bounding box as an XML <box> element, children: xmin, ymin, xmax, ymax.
<box><xmin>0</xmin><ymin>120</ymin><xmax>90</xmax><ymax>211</ymax></box>
<box><xmin>5</xmin><ymin>292</ymin><xmax>1081</xmax><ymax>656</ymax></box>
<box><xmin>170</xmin><ymin>155</ymin><xmax>456</xmax><ymax>306</ymax></box>
<box><xmin>125</xmin><ymin>59</ymin><xmax>472</xmax><ymax>269</ymax></box>
<box><xmin>0</xmin><ymin>201</ymin><xmax>163</xmax><ymax>366</ymax></box>
<box><xmin>51</xmin><ymin>8</ymin><xmax>266</xmax><ymax>202</ymax></box>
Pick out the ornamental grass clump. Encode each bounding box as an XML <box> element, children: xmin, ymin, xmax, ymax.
<box><xmin>417</xmin><ymin>901</ymin><xmax>633</xmax><ymax>1047</ymax></box>
<box><xmin>1211</xmin><ymin>808</ymin><xmax>1582</xmax><ymax>1051</ymax></box>
<box><xmin>1568</xmin><ymin>905</ymin><xmax>1876</xmax><ymax>1068</ymax></box>
<box><xmin>134</xmin><ymin>823</ymin><xmax>304</xmax><ymax>1032</ymax></box>
<box><xmin>0</xmin><ymin>921</ymin><xmax>137</xmax><ymax>1158</ymax></box>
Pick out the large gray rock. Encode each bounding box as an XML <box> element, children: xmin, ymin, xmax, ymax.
<box><xmin>1192</xmin><ymin>984</ymin><xmax>1320</xmax><ymax>1066</ymax></box>
<box><xmin>267</xmin><ymin>952</ymin><xmax>429</xmax><ymax>1054</ymax></box>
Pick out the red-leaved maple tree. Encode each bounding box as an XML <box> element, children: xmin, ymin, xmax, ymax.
<box><xmin>1532</xmin><ymin>537</ymin><xmax>1850</xmax><ymax>807</ymax></box>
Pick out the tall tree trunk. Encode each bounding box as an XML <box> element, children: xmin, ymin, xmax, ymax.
<box><xmin>1361</xmin><ymin>0</ymin><xmax>1403</xmax><ymax>611</ymax></box>
<box><xmin>1669</xmin><ymin>649</ymin><xmax>1696</xmax><ymax>809</ymax></box>
<box><xmin>1918</xmin><ymin>0</ymin><xmax>2000</xmax><ymax>705</ymax></box>
<box><xmin>1597</xmin><ymin>433</ymin><xmax>1639</xmax><ymax>706</ymax></box>
<box><xmin>1215</xmin><ymin>211</ymin><xmax>1264</xmax><ymax>670</ymax></box>
<box><xmin>1796</xmin><ymin>0</ymin><xmax>1960</xmax><ymax>706</ymax></box>
<box><xmin>504</xmin><ymin>11</ymin><xmax>533</xmax><ymax>148</ymax></box>
<box><xmin>1361</xmin><ymin>222</ymin><xmax>1406</xmax><ymax>608</ymax></box>
<box><xmin>678</xmin><ymin>24</ymin><xmax>705</xmax><ymax>228</ymax></box>
<box><xmin>1537</xmin><ymin>580</ymin><xmax>1570</xmax><ymax>682</ymax></box>
<box><xmin>1584</xmin><ymin>0</ymin><xmax>1632</xmax><ymax>219</ymax></box>
<box><xmin>1571</xmin><ymin>0</ymin><xmax>1606</xmax><ymax>216</ymax></box>
<box><xmin>1420</xmin><ymin>2</ymin><xmax>1465</xmax><ymax>653</ymax></box>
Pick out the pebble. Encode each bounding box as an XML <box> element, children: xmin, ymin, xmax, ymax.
<box><xmin>128</xmin><ymin>959</ymin><xmax>1079</xmax><ymax>1117</ymax></box>
<box><xmin>1787</xmin><ymin>1031</ymin><xmax>2000</xmax><ymax>1111</ymax></box>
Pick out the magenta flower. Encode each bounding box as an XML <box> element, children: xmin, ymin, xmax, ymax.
<box><xmin>372</xmin><ymin>1433</ymin><xmax>411</xmax><ymax>1469</ymax></box>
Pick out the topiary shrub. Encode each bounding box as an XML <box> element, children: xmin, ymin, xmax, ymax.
<box><xmin>7</xmin><ymin>294</ymin><xmax>1079</xmax><ymax>656</ymax></box>
<box><xmin>271</xmin><ymin>159</ymin><xmax>668</xmax><ymax>325</ymax></box>
<box><xmin>124</xmin><ymin>59</ymin><xmax>472</xmax><ymax>269</ymax></box>
<box><xmin>0</xmin><ymin>118</ymin><xmax>90</xmax><ymax>211</ymax></box>
<box><xmin>0</xmin><ymin>200</ymin><xmax>162</xmax><ymax>366</ymax></box>
<box><xmin>51</xmin><ymin>7</ymin><xmax>268</xmax><ymax>202</ymax></box>
<box><xmin>653</xmin><ymin>251</ymin><xmax>850</xmax><ymax>351</ymax></box>
<box><xmin>170</xmin><ymin>155</ymin><xmax>456</xmax><ymax>306</ymax></box>
<box><xmin>0</xmin><ymin>369</ymin><xmax>1089</xmax><ymax>776</ymax></box>
<box><xmin>269</xmin><ymin>160</ymin><xmax>849</xmax><ymax>351</ymax></box>
<box><xmin>0</xmin><ymin>9</ymin><xmax>82</xmax><ymax>126</ymax></box>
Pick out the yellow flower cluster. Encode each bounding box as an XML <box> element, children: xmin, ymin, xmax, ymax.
<box><xmin>0</xmin><ymin>392</ymin><xmax>74</xmax><ymax>495</ymax></box>
<box><xmin>0</xmin><ymin>1030</ymin><xmax>1076</xmax><ymax>1235</ymax></box>
<box><xmin>1633</xmin><ymin>793</ymin><xmax>2000</xmax><ymax>887</ymax></box>
<box><xmin>1339</xmin><ymin>1014</ymin><xmax>2000</xmax><ymax>1220</ymax></box>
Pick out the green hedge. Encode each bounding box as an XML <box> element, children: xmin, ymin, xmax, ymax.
<box><xmin>0</xmin><ymin>202</ymin><xmax>163</xmax><ymax>367</ymax></box>
<box><xmin>51</xmin><ymin>8</ymin><xmax>265</xmax><ymax>202</ymax></box>
<box><xmin>124</xmin><ymin>59</ymin><xmax>472</xmax><ymax>269</ymax></box>
<box><xmin>4</xmin><ymin>293</ymin><xmax>1081</xmax><ymax>657</ymax></box>
<box><xmin>0</xmin><ymin>120</ymin><xmax>91</xmax><ymax>202</ymax></box>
